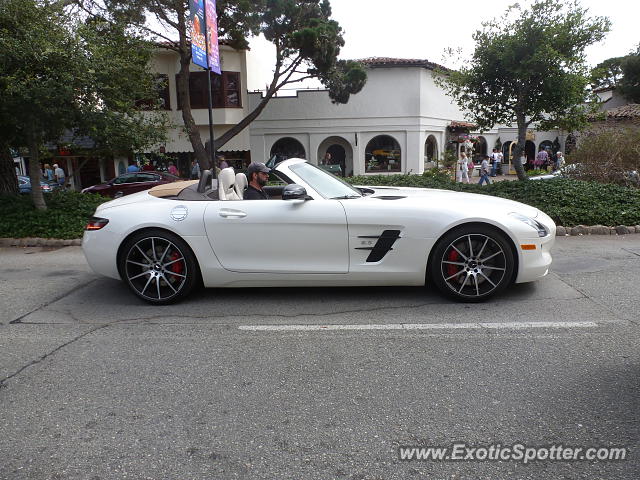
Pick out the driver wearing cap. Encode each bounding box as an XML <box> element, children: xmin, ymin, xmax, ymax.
<box><xmin>244</xmin><ymin>162</ymin><xmax>271</xmax><ymax>200</ymax></box>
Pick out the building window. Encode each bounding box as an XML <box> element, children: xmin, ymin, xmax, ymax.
<box><xmin>270</xmin><ymin>137</ymin><xmax>306</xmax><ymax>161</ymax></box>
<box><xmin>176</xmin><ymin>71</ymin><xmax>242</xmax><ymax>110</ymax></box>
<box><xmin>136</xmin><ymin>74</ymin><xmax>170</xmax><ymax>110</ymax></box>
<box><xmin>365</xmin><ymin>135</ymin><xmax>401</xmax><ymax>173</ymax></box>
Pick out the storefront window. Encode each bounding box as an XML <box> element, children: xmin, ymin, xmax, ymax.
<box><xmin>365</xmin><ymin>135</ymin><xmax>401</xmax><ymax>173</ymax></box>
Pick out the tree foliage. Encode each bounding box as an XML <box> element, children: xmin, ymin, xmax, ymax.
<box><xmin>0</xmin><ymin>0</ymin><xmax>167</xmax><ymax>204</ymax></box>
<box><xmin>438</xmin><ymin>0</ymin><xmax>610</xmax><ymax>180</ymax></box>
<box><xmin>72</xmin><ymin>0</ymin><xmax>367</xmax><ymax>170</ymax></box>
<box><xmin>618</xmin><ymin>45</ymin><xmax>640</xmax><ymax>103</ymax></box>
<box><xmin>590</xmin><ymin>56</ymin><xmax>625</xmax><ymax>90</ymax></box>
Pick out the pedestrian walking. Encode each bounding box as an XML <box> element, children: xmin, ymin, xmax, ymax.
<box><xmin>478</xmin><ymin>155</ymin><xmax>492</xmax><ymax>185</ymax></box>
<box><xmin>190</xmin><ymin>160</ymin><xmax>201</xmax><ymax>179</ymax></box>
<box><xmin>43</xmin><ymin>164</ymin><xmax>54</xmax><ymax>182</ymax></box>
<box><xmin>535</xmin><ymin>147</ymin><xmax>548</xmax><ymax>170</ymax></box>
<box><xmin>456</xmin><ymin>152</ymin><xmax>470</xmax><ymax>183</ymax></box>
<box><xmin>53</xmin><ymin>163</ymin><xmax>65</xmax><ymax>188</ymax></box>
<box><xmin>555</xmin><ymin>151</ymin><xmax>565</xmax><ymax>171</ymax></box>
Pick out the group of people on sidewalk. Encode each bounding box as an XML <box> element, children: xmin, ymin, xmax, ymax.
<box><xmin>456</xmin><ymin>147</ymin><xmax>565</xmax><ymax>185</ymax></box>
<box><xmin>41</xmin><ymin>163</ymin><xmax>66</xmax><ymax>188</ymax></box>
<box><xmin>456</xmin><ymin>148</ymin><xmax>503</xmax><ymax>185</ymax></box>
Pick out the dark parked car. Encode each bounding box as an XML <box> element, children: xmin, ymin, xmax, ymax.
<box><xmin>17</xmin><ymin>175</ymin><xmax>58</xmax><ymax>194</ymax></box>
<box><xmin>82</xmin><ymin>171</ymin><xmax>181</xmax><ymax>198</ymax></box>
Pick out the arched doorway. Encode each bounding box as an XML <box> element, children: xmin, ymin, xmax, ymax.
<box><xmin>525</xmin><ymin>140</ymin><xmax>536</xmax><ymax>168</ymax></box>
<box><xmin>502</xmin><ymin>141</ymin><xmax>513</xmax><ymax>173</ymax></box>
<box><xmin>425</xmin><ymin>135</ymin><xmax>438</xmax><ymax>167</ymax></box>
<box><xmin>502</xmin><ymin>141</ymin><xmax>513</xmax><ymax>162</ymax></box>
<box><xmin>565</xmin><ymin>134</ymin><xmax>576</xmax><ymax>154</ymax></box>
<box><xmin>473</xmin><ymin>136</ymin><xmax>487</xmax><ymax>159</ymax></box>
<box><xmin>365</xmin><ymin>135</ymin><xmax>401</xmax><ymax>173</ymax></box>
<box><xmin>539</xmin><ymin>140</ymin><xmax>553</xmax><ymax>153</ymax></box>
<box><xmin>270</xmin><ymin>137</ymin><xmax>306</xmax><ymax>162</ymax></box>
<box><xmin>318</xmin><ymin>136</ymin><xmax>353</xmax><ymax>176</ymax></box>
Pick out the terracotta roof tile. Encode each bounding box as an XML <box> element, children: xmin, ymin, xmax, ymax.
<box><xmin>357</xmin><ymin>57</ymin><xmax>448</xmax><ymax>71</ymax></box>
<box><xmin>449</xmin><ymin>121</ymin><xmax>477</xmax><ymax>129</ymax></box>
<box><xmin>605</xmin><ymin>104</ymin><xmax>640</xmax><ymax>118</ymax></box>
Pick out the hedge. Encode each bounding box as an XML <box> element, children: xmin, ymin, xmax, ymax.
<box><xmin>0</xmin><ymin>191</ymin><xmax>109</xmax><ymax>240</ymax></box>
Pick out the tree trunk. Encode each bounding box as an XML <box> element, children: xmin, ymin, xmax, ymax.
<box><xmin>27</xmin><ymin>137</ymin><xmax>47</xmax><ymax>211</ymax></box>
<box><xmin>511</xmin><ymin>119</ymin><xmax>528</xmax><ymax>181</ymax></box>
<box><xmin>176</xmin><ymin>7</ymin><xmax>210</xmax><ymax>172</ymax></box>
<box><xmin>0</xmin><ymin>144</ymin><xmax>19</xmax><ymax>196</ymax></box>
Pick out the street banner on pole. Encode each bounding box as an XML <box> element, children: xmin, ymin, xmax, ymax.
<box><xmin>205</xmin><ymin>0</ymin><xmax>221</xmax><ymax>74</ymax></box>
<box><xmin>189</xmin><ymin>0</ymin><xmax>207</xmax><ymax>69</ymax></box>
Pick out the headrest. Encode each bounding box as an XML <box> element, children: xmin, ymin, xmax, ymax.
<box><xmin>235</xmin><ymin>172</ymin><xmax>247</xmax><ymax>196</ymax></box>
<box><xmin>219</xmin><ymin>167</ymin><xmax>239</xmax><ymax>200</ymax></box>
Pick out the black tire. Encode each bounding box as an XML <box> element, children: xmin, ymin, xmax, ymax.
<box><xmin>429</xmin><ymin>225</ymin><xmax>515</xmax><ymax>302</ymax></box>
<box><xmin>118</xmin><ymin>229</ymin><xmax>199</xmax><ymax>305</ymax></box>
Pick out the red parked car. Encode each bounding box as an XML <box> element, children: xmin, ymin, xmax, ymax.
<box><xmin>82</xmin><ymin>171</ymin><xmax>181</xmax><ymax>198</ymax></box>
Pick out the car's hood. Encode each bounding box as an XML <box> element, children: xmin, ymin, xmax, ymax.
<box><xmin>361</xmin><ymin>185</ymin><xmax>540</xmax><ymax>218</ymax></box>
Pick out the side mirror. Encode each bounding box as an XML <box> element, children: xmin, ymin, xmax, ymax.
<box><xmin>282</xmin><ymin>184</ymin><xmax>310</xmax><ymax>201</ymax></box>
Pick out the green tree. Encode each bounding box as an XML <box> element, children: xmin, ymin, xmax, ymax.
<box><xmin>618</xmin><ymin>45</ymin><xmax>640</xmax><ymax>102</ymax></box>
<box><xmin>590</xmin><ymin>56</ymin><xmax>625</xmax><ymax>90</ymax></box>
<box><xmin>0</xmin><ymin>0</ymin><xmax>167</xmax><ymax>205</ymax></box>
<box><xmin>438</xmin><ymin>0</ymin><xmax>610</xmax><ymax>180</ymax></box>
<box><xmin>73</xmin><ymin>0</ymin><xmax>367</xmax><ymax>171</ymax></box>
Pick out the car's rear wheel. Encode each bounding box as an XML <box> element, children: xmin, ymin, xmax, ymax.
<box><xmin>118</xmin><ymin>230</ymin><xmax>198</xmax><ymax>304</ymax></box>
<box><xmin>430</xmin><ymin>225</ymin><xmax>515</xmax><ymax>302</ymax></box>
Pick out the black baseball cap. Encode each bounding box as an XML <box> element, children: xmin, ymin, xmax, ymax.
<box><xmin>247</xmin><ymin>162</ymin><xmax>271</xmax><ymax>176</ymax></box>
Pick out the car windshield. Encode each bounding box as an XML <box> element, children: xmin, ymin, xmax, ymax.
<box><xmin>289</xmin><ymin>162</ymin><xmax>362</xmax><ymax>199</ymax></box>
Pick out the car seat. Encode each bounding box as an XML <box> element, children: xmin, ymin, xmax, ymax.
<box><xmin>234</xmin><ymin>172</ymin><xmax>247</xmax><ymax>199</ymax></box>
<box><xmin>218</xmin><ymin>168</ymin><xmax>240</xmax><ymax>200</ymax></box>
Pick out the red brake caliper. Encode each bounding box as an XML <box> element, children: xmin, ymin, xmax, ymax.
<box><xmin>168</xmin><ymin>251</ymin><xmax>184</xmax><ymax>278</ymax></box>
<box><xmin>447</xmin><ymin>249</ymin><xmax>460</xmax><ymax>278</ymax></box>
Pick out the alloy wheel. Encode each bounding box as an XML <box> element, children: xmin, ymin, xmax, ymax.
<box><xmin>124</xmin><ymin>236</ymin><xmax>188</xmax><ymax>301</ymax></box>
<box><xmin>439</xmin><ymin>233</ymin><xmax>507</xmax><ymax>298</ymax></box>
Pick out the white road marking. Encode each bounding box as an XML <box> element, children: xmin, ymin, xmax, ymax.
<box><xmin>239</xmin><ymin>321</ymin><xmax>598</xmax><ymax>332</ymax></box>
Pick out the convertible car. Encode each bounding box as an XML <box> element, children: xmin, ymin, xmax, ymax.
<box><xmin>82</xmin><ymin>159</ymin><xmax>555</xmax><ymax>304</ymax></box>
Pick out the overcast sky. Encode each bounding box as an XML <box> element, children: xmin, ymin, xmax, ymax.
<box><xmin>246</xmin><ymin>0</ymin><xmax>639</xmax><ymax>90</ymax></box>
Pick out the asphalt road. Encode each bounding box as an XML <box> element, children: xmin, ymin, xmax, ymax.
<box><xmin>1</xmin><ymin>235</ymin><xmax>639</xmax><ymax>480</ymax></box>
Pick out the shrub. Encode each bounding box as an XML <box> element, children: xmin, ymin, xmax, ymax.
<box><xmin>568</xmin><ymin>127</ymin><xmax>640</xmax><ymax>187</ymax></box>
<box><xmin>0</xmin><ymin>191</ymin><xmax>109</xmax><ymax>239</ymax></box>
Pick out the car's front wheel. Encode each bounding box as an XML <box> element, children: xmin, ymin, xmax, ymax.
<box><xmin>118</xmin><ymin>229</ymin><xmax>199</xmax><ymax>304</ymax></box>
<box><xmin>430</xmin><ymin>225</ymin><xmax>515</xmax><ymax>302</ymax></box>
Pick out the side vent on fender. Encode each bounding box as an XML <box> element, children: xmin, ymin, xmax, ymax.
<box><xmin>355</xmin><ymin>230</ymin><xmax>402</xmax><ymax>262</ymax></box>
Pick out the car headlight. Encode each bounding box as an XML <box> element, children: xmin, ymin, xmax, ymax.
<box><xmin>509</xmin><ymin>212</ymin><xmax>548</xmax><ymax>237</ymax></box>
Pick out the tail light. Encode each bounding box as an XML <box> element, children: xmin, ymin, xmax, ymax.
<box><xmin>85</xmin><ymin>217</ymin><xmax>109</xmax><ymax>231</ymax></box>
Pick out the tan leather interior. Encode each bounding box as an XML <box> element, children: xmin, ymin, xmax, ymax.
<box><xmin>148</xmin><ymin>180</ymin><xmax>199</xmax><ymax>198</ymax></box>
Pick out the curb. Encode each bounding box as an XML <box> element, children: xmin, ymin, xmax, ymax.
<box><xmin>556</xmin><ymin>225</ymin><xmax>640</xmax><ymax>236</ymax></box>
<box><xmin>0</xmin><ymin>238</ymin><xmax>82</xmax><ymax>247</ymax></box>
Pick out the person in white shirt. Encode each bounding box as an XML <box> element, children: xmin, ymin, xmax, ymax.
<box><xmin>53</xmin><ymin>164</ymin><xmax>65</xmax><ymax>188</ymax></box>
<box><xmin>490</xmin><ymin>148</ymin><xmax>501</xmax><ymax>177</ymax></box>
<box><xmin>456</xmin><ymin>152</ymin><xmax>470</xmax><ymax>183</ymax></box>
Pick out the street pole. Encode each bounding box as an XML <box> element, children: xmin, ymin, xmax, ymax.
<box><xmin>202</xmin><ymin>0</ymin><xmax>217</xmax><ymax>180</ymax></box>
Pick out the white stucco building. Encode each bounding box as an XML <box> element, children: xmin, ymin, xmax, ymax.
<box><xmin>248</xmin><ymin>58</ymin><xmax>566</xmax><ymax>175</ymax></box>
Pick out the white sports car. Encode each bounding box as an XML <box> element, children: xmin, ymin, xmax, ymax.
<box><xmin>82</xmin><ymin>158</ymin><xmax>555</xmax><ymax>304</ymax></box>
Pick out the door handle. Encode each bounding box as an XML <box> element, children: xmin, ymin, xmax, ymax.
<box><xmin>219</xmin><ymin>209</ymin><xmax>247</xmax><ymax>218</ymax></box>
